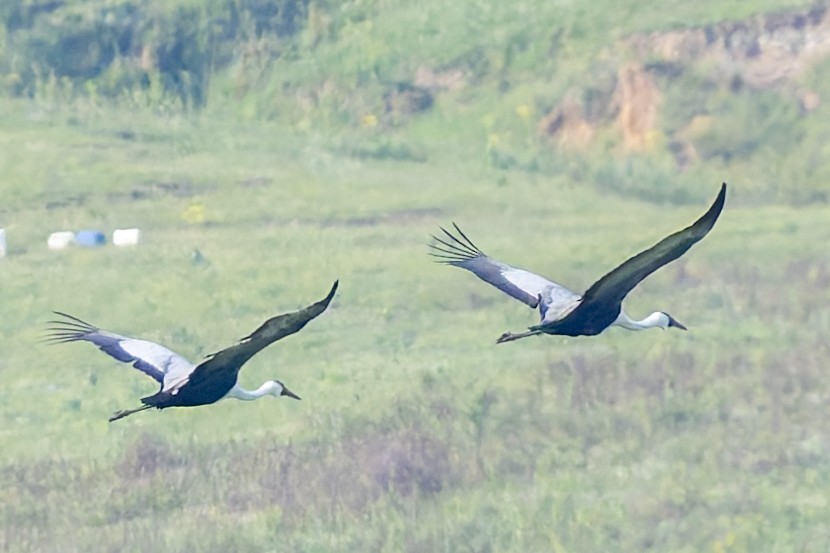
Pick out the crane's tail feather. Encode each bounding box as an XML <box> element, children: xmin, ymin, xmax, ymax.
<box><xmin>109</xmin><ymin>404</ymin><xmax>153</xmax><ymax>423</ymax></box>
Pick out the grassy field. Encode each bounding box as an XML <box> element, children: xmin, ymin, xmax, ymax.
<box><xmin>2</xmin><ymin>1</ymin><xmax>830</xmax><ymax>552</ymax></box>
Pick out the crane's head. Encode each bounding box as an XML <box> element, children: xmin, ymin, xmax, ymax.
<box><xmin>659</xmin><ymin>312</ymin><xmax>687</xmax><ymax>331</ymax></box>
<box><xmin>265</xmin><ymin>379</ymin><xmax>301</xmax><ymax>400</ymax></box>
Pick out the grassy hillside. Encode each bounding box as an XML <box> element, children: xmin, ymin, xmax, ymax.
<box><xmin>2</xmin><ymin>1</ymin><xmax>830</xmax><ymax>552</ymax></box>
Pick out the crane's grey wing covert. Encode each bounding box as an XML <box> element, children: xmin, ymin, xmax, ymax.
<box><xmin>45</xmin><ymin>311</ymin><xmax>193</xmax><ymax>383</ymax></box>
<box><xmin>429</xmin><ymin>222</ymin><xmax>579</xmax><ymax>310</ymax></box>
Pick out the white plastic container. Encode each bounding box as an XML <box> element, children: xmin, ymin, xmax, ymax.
<box><xmin>112</xmin><ymin>228</ymin><xmax>141</xmax><ymax>246</ymax></box>
<box><xmin>0</xmin><ymin>229</ymin><xmax>6</xmax><ymax>257</ymax></box>
<box><xmin>48</xmin><ymin>231</ymin><xmax>75</xmax><ymax>250</ymax></box>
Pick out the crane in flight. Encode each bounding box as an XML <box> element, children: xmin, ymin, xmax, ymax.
<box><xmin>46</xmin><ymin>281</ymin><xmax>338</xmax><ymax>421</ymax></box>
<box><xmin>430</xmin><ymin>184</ymin><xmax>726</xmax><ymax>343</ymax></box>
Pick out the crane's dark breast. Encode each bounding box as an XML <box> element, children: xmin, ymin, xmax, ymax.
<box><xmin>142</xmin><ymin>372</ymin><xmax>238</xmax><ymax>409</ymax></box>
<box><xmin>538</xmin><ymin>303</ymin><xmax>621</xmax><ymax>337</ymax></box>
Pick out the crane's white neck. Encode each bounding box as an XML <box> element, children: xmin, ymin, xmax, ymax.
<box><xmin>613</xmin><ymin>310</ymin><xmax>671</xmax><ymax>331</ymax></box>
<box><xmin>224</xmin><ymin>381</ymin><xmax>278</xmax><ymax>401</ymax></box>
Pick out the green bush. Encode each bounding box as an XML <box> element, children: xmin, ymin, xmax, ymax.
<box><xmin>0</xmin><ymin>0</ymin><xmax>311</xmax><ymax>106</ymax></box>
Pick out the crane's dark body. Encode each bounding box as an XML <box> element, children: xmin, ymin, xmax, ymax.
<box><xmin>47</xmin><ymin>281</ymin><xmax>338</xmax><ymax>420</ymax></box>
<box><xmin>430</xmin><ymin>184</ymin><xmax>726</xmax><ymax>341</ymax></box>
<box><xmin>141</xmin><ymin>368</ymin><xmax>238</xmax><ymax>408</ymax></box>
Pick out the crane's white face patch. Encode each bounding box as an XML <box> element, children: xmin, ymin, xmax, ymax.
<box><xmin>265</xmin><ymin>380</ymin><xmax>283</xmax><ymax>396</ymax></box>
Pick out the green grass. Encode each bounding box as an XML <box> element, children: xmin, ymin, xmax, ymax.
<box><xmin>1</xmin><ymin>93</ymin><xmax>829</xmax><ymax>552</ymax></box>
<box><xmin>3</xmin><ymin>0</ymin><xmax>830</xmax><ymax>551</ymax></box>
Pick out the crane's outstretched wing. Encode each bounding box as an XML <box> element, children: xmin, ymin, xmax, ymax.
<box><xmin>578</xmin><ymin>183</ymin><xmax>726</xmax><ymax>310</ymax></box>
<box><xmin>45</xmin><ymin>312</ymin><xmax>194</xmax><ymax>383</ymax></box>
<box><xmin>173</xmin><ymin>280</ymin><xmax>339</xmax><ymax>390</ymax></box>
<box><xmin>429</xmin><ymin>223</ymin><xmax>578</xmax><ymax>309</ymax></box>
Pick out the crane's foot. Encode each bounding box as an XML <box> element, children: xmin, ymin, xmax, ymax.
<box><xmin>109</xmin><ymin>410</ymin><xmax>131</xmax><ymax>423</ymax></box>
<box><xmin>108</xmin><ymin>404</ymin><xmax>152</xmax><ymax>422</ymax></box>
<box><xmin>496</xmin><ymin>329</ymin><xmax>542</xmax><ymax>344</ymax></box>
<box><xmin>496</xmin><ymin>331</ymin><xmax>532</xmax><ymax>344</ymax></box>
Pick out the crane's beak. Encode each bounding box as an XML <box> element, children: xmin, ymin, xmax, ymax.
<box><xmin>667</xmin><ymin>315</ymin><xmax>687</xmax><ymax>331</ymax></box>
<box><xmin>281</xmin><ymin>385</ymin><xmax>301</xmax><ymax>400</ymax></box>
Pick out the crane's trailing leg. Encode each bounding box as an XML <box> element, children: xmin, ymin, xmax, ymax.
<box><xmin>109</xmin><ymin>404</ymin><xmax>153</xmax><ymax>423</ymax></box>
<box><xmin>496</xmin><ymin>328</ymin><xmax>543</xmax><ymax>344</ymax></box>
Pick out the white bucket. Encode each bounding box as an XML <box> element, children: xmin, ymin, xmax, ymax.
<box><xmin>113</xmin><ymin>228</ymin><xmax>141</xmax><ymax>246</ymax></box>
<box><xmin>0</xmin><ymin>229</ymin><xmax>6</xmax><ymax>257</ymax></box>
<box><xmin>48</xmin><ymin>231</ymin><xmax>75</xmax><ymax>250</ymax></box>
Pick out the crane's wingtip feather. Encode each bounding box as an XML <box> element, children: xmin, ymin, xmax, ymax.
<box><xmin>325</xmin><ymin>280</ymin><xmax>339</xmax><ymax>300</ymax></box>
<box><xmin>429</xmin><ymin>227</ymin><xmax>482</xmax><ymax>261</ymax></box>
<box><xmin>46</xmin><ymin>321</ymin><xmax>93</xmax><ymax>331</ymax></box>
<box><xmin>717</xmin><ymin>182</ymin><xmax>727</xmax><ymax>203</ymax></box>
<box><xmin>427</xmin><ymin>251</ymin><xmax>466</xmax><ymax>263</ymax></box>
<box><xmin>51</xmin><ymin>311</ymin><xmax>96</xmax><ymax>325</ymax></box>
<box><xmin>702</xmin><ymin>182</ymin><xmax>728</xmax><ymax>228</ymax></box>
<box><xmin>49</xmin><ymin>312</ymin><xmax>99</xmax><ymax>335</ymax></box>
<box><xmin>41</xmin><ymin>335</ymin><xmax>81</xmax><ymax>345</ymax></box>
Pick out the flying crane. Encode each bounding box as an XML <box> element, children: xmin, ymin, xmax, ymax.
<box><xmin>430</xmin><ymin>184</ymin><xmax>726</xmax><ymax>343</ymax></box>
<box><xmin>46</xmin><ymin>281</ymin><xmax>338</xmax><ymax>421</ymax></box>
